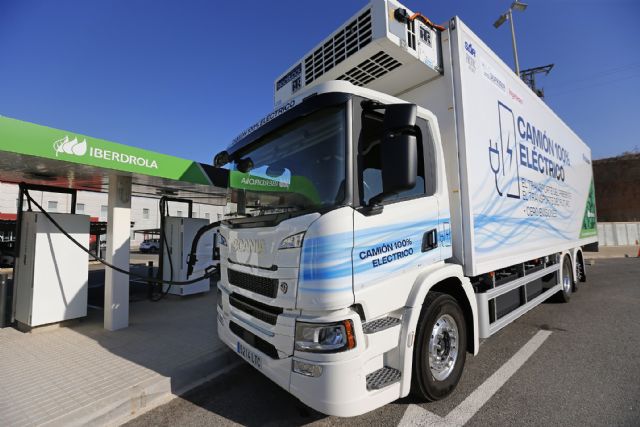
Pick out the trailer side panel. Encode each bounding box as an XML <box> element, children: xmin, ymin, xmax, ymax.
<box><xmin>449</xmin><ymin>18</ymin><xmax>597</xmax><ymax>276</ymax></box>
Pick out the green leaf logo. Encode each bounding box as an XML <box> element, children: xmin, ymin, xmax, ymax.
<box><xmin>53</xmin><ymin>136</ymin><xmax>87</xmax><ymax>157</ymax></box>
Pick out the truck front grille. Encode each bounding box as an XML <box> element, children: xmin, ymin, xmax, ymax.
<box><xmin>229</xmin><ymin>293</ymin><xmax>282</xmax><ymax>325</ymax></box>
<box><xmin>227</xmin><ymin>269</ymin><xmax>278</xmax><ymax>298</ymax></box>
<box><xmin>230</xmin><ymin>321</ymin><xmax>279</xmax><ymax>359</ymax></box>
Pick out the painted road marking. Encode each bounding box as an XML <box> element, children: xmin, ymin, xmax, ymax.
<box><xmin>399</xmin><ymin>329</ymin><xmax>552</xmax><ymax>427</ymax></box>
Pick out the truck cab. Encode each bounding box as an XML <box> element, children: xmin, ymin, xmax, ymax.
<box><xmin>215</xmin><ymin>81</ymin><xmax>477</xmax><ymax>417</ymax></box>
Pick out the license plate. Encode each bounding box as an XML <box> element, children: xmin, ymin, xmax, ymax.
<box><xmin>237</xmin><ymin>341</ymin><xmax>262</xmax><ymax>369</ymax></box>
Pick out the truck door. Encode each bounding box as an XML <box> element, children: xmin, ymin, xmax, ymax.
<box><xmin>352</xmin><ymin>108</ymin><xmax>443</xmax><ymax>309</ymax></box>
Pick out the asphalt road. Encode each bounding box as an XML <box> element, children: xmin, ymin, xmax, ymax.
<box><xmin>126</xmin><ymin>258</ymin><xmax>640</xmax><ymax>426</ymax></box>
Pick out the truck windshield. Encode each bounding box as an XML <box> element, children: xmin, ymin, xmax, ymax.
<box><xmin>227</xmin><ymin>106</ymin><xmax>346</xmax><ymax>217</ymax></box>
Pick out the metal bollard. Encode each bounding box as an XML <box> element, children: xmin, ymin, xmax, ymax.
<box><xmin>0</xmin><ymin>273</ymin><xmax>11</xmax><ymax>328</ymax></box>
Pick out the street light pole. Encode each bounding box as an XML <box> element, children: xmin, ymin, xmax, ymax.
<box><xmin>494</xmin><ymin>1</ymin><xmax>528</xmax><ymax>77</ymax></box>
<box><xmin>508</xmin><ymin>9</ymin><xmax>520</xmax><ymax>76</ymax></box>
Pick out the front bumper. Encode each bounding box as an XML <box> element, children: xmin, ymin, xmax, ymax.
<box><xmin>217</xmin><ymin>302</ymin><xmax>403</xmax><ymax>417</ymax></box>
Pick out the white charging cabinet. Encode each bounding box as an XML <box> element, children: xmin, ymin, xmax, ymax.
<box><xmin>162</xmin><ymin>216</ymin><xmax>213</xmax><ymax>296</ymax></box>
<box><xmin>13</xmin><ymin>212</ymin><xmax>89</xmax><ymax>327</ymax></box>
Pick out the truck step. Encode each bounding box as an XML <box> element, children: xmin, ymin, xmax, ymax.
<box><xmin>363</xmin><ymin>317</ymin><xmax>401</xmax><ymax>334</ymax></box>
<box><xmin>366</xmin><ymin>366</ymin><xmax>401</xmax><ymax>391</ymax></box>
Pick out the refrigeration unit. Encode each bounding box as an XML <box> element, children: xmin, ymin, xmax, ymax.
<box><xmin>13</xmin><ymin>212</ymin><xmax>89</xmax><ymax>327</ymax></box>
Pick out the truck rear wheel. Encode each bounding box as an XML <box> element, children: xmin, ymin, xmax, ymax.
<box><xmin>576</xmin><ymin>252</ymin><xmax>586</xmax><ymax>283</ymax></box>
<box><xmin>411</xmin><ymin>292</ymin><xmax>467</xmax><ymax>401</ymax></box>
<box><xmin>556</xmin><ymin>255</ymin><xmax>573</xmax><ymax>303</ymax></box>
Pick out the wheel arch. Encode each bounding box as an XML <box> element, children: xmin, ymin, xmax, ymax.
<box><xmin>574</xmin><ymin>247</ymin><xmax>586</xmax><ymax>282</ymax></box>
<box><xmin>561</xmin><ymin>249</ymin><xmax>577</xmax><ymax>290</ymax></box>
<box><xmin>399</xmin><ymin>263</ymin><xmax>478</xmax><ymax>397</ymax></box>
<box><xmin>429</xmin><ymin>278</ymin><xmax>476</xmax><ymax>356</ymax></box>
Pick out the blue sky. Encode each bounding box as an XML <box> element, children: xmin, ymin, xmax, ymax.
<box><xmin>0</xmin><ymin>0</ymin><xmax>638</xmax><ymax>161</ymax></box>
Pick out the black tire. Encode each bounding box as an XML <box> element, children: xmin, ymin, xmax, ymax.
<box><xmin>556</xmin><ymin>255</ymin><xmax>573</xmax><ymax>303</ymax></box>
<box><xmin>411</xmin><ymin>292</ymin><xmax>467</xmax><ymax>401</ymax></box>
<box><xmin>576</xmin><ymin>253</ymin><xmax>586</xmax><ymax>283</ymax></box>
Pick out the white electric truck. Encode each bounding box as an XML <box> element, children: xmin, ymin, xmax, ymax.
<box><xmin>213</xmin><ymin>0</ymin><xmax>597</xmax><ymax>417</ymax></box>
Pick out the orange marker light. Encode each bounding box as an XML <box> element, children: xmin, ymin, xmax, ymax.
<box><xmin>343</xmin><ymin>320</ymin><xmax>356</xmax><ymax>350</ymax></box>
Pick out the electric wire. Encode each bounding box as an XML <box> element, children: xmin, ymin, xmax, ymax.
<box><xmin>149</xmin><ymin>197</ymin><xmax>176</xmax><ymax>301</ymax></box>
<box><xmin>546</xmin><ymin>62</ymin><xmax>640</xmax><ymax>89</ymax></box>
<box><xmin>545</xmin><ymin>62</ymin><xmax>640</xmax><ymax>96</ymax></box>
<box><xmin>549</xmin><ymin>73</ymin><xmax>640</xmax><ymax>96</ymax></box>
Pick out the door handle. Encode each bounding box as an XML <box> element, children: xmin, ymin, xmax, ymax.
<box><xmin>422</xmin><ymin>229</ymin><xmax>438</xmax><ymax>252</ymax></box>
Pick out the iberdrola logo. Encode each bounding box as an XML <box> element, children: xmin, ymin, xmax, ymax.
<box><xmin>53</xmin><ymin>135</ymin><xmax>87</xmax><ymax>157</ymax></box>
<box><xmin>51</xmin><ymin>134</ymin><xmax>159</xmax><ymax>169</ymax></box>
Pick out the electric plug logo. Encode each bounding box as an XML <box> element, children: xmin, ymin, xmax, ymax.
<box><xmin>489</xmin><ymin>138</ymin><xmax>504</xmax><ymax>197</ymax></box>
<box><xmin>53</xmin><ymin>135</ymin><xmax>87</xmax><ymax>157</ymax></box>
<box><xmin>489</xmin><ymin>102</ymin><xmax>521</xmax><ymax>199</ymax></box>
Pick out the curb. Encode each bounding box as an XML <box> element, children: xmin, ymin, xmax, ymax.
<box><xmin>40</xmin><ymin>348</ymin><xmax>240</xmax><ymax>427</ymax></box>
<box><xmin>583</xmin><ymin>253</ymin><xmax>639</xmax><ymax>260</ymax></box>
<box><xmin>41</xmin><ymin>375</ymin><xmax>172</xmax><ymax>427</ymax></box>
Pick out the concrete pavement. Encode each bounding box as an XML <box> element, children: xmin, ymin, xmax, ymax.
<box><xmin>0</xmin><ymin>250</ymin><xmax>636</xmax><ymax>426</ymax></box>
<box><xmin>0</xmin><ymin>277</ymin><xmax>234</xmax><ymax>427</ymax></box>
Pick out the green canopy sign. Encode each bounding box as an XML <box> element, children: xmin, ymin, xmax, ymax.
<box><xmin>0</xmin><ymin>116</ymin><xmax>210</xmax><ymax>185</ymax></box>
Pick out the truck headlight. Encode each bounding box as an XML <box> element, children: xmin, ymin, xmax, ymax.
<box><xmin>295</xmin><ymin>320</ymin><xmax>356</xmax><ymax>353</ymax></box>
<box><xmin>279</xmin><ymin>232</ymin><xmax>305</xmax><ymax>250</ymax></box>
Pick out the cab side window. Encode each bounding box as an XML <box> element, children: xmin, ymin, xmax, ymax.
<box><xmin>357</xmin><ymin>110</ymin><xmax>433</xmax><ymax>205</ymax></box>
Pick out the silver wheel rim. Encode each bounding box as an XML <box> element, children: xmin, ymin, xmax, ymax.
<box><xmin>428</xmin><ymin>314</ymin><xmax>459</xmax><ymax>381</ymax></box>
<box><xmin>562</xmin><ymin>262</ymin><xmax>571</xmax><ymax>293</ymax></box>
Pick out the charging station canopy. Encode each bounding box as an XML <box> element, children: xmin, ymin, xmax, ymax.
<box><xmin>0</xmin><ymin>115</ymin><xmax>229</xmax><ymax>331</ymax></box>
<box><xmin>0</xmin><ymin>115</ymin><xmax>228</xmax><ymax>203</ymax></box>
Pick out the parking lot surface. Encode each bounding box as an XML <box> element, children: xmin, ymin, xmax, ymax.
<box><xmin>126</xmin><ymin>258</ymin><xmax>640</xmax><ymax>426</ymax></box>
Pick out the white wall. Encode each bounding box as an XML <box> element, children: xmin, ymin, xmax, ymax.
<box><xmin>597</xmin><ymin>222</ymin><xmax>640</xmax><ymax>246</ymax></box>
<box><xmin>0</xmin><ymin>182</ymin><xmax>226</xmax><ymax>247</ymax></box>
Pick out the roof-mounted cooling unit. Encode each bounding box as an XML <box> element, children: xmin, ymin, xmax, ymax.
<box><xmin>274</xmin><ymin>0</ymin><xmax>444</xmax><ymax>106</ymax></box>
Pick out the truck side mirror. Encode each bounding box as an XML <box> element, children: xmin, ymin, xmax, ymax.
<box><xmin>213</xmin><ymin>151</ymin><xmax>230</xmax><ymax>167</ymax></box>
<box><xmin>370</xmin><ymin>103</ymin><xmax>418</xmax><ymax>205</ymax></box>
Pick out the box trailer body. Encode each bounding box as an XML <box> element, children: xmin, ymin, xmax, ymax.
<box><xmin>403</xmin><ymin>18</ymin><xmax>597</xmax><ymax>277</ymax></box>
<box><xmin>273</xmin><ymin>1</ymin><xmax>597</xmax><ymax>277</ymax></box>
<box><xmin>214</xmin><ymin>0</ymin><xmax>596</xmax><ymax>417</ymax></box>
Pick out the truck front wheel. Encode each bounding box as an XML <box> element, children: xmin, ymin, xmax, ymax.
<box><xmin>411</xmin><ymin>292</ymin><xmax>467</xmax><ymax>401</ymax></box>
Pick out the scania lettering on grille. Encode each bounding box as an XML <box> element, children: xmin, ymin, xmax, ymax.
<box><xmin>231</xmin><ymin>238</ymin><xmax>265</xmax><ymax>254</ymax></box>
